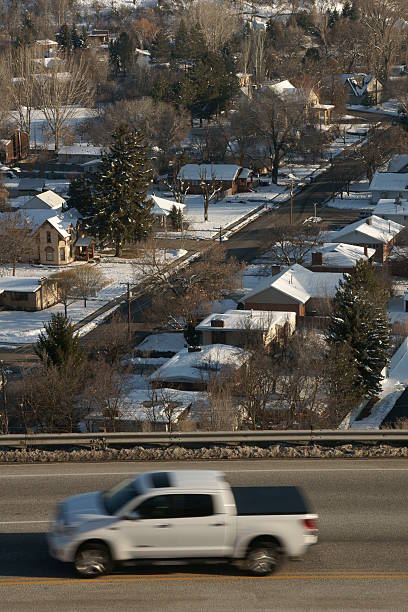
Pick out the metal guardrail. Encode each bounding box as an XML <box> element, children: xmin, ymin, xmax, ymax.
<box><xmin>1</xmin><ymin>430</ymin><xmax>408</xmax><ymax>448</ymax></box>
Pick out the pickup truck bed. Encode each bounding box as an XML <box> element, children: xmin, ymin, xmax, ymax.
<box><xmin>232</xmin><ymin>486</ymin><xmax>309</xmax><ymax>516</ymax></box>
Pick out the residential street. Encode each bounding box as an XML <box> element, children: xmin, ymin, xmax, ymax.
<box><xmin>0</xmin><ymin>459</ymin><xmax>407</xmax><ymax>611</ymax></box>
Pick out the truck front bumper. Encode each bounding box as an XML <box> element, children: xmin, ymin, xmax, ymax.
<box><xmin>47</xmin><ymin>531</ymin><xmax>77</xmax><ymax>563</ymax></box>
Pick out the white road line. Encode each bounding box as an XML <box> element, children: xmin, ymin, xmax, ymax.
<box><xmin>0</xmin><ymin>520</ymin><xmax>49</xmax><ymax>525</ymax></box>
<box><xmin>0</xmin><ymin>468</ymin><xmax>407</xmax><ymax>478</ymax></box>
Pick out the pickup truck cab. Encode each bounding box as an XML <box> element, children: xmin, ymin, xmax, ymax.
<box><xmin>48</xmin><ymin>470</ymin><xmax>318</xmax><ymax>578</ymax></box>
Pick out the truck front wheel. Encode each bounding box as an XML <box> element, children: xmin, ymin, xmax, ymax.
<box><xmin>245</xmin><ymin>541</ymin><xmax>280</xmax><ymax>576</ymax></box>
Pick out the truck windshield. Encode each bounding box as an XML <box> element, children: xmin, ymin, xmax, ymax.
<box><xmin>102</xmin><ymin>479</ymin><xmax>142</xmax><ymax>515</ymax></box>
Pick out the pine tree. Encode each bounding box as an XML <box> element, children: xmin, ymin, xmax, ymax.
<box><xmin>67</xmin><ymin>175</ymin><xmax>94</xmax><ymax>219</ymax></box>
<box><xmin>150</xmin><ymin>31</ymin><xmax>171</xmax><ymax>64</ymax></box>
<box><xmin>92</xmin><ymin>126</ymin><xmax>153</xmax><ymax>257</ymax></box>
<box><xmin>327</xmin><ymin>261</ymin><xmax>391</xmax><ymax>399</ymax></box>
<box><xmin>80</xmin><ymin>27</ymin><xmax>89</xmax><ymax>49</ymax></box>
<box><xmin>36</xmin><ymin>313</ymin><xmax>81</xmax><ymax>368</ymax></box>
<box><xmin>56</xmin><ymin>24</ymin><xmax>71</xmax><ymax>52</ymax></box>
<box><xmin>184</xmin><ymin>322</ymin><xmax>200</xmax><ymax>348</ymax></box>
<box><xmin>71</xmin><ymin>25</ymin><xmax>82</xmax><ymax>50</ymax></box>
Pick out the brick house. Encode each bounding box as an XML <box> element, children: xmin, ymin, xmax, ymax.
<box><xmin>177</xmin><ymin>164</ymin><xmax>253</xmax><ymax>195</ymax></box>
<box><xmin>306</xmin><ymin>243</ymin><xmax>376</xmax><ymax>273</ymax></box>
<box><xmin>0</xmin><ymin>131</ymin><xmax>30</xmax><ymax>164</ymax></box>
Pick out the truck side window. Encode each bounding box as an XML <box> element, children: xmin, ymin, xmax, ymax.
<box><xmin>137</xmin><ymin>495</ymin><xmax>173</xmax><ymax>520</ymax></box>
<box><xmin>173</xmin><ymin>494</ymin><xmax>214</xmax><ymax>518</ymax></box>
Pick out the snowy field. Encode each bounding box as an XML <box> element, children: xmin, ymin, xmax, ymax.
<box><xmin>0</xmin><ymin>249</ymin><xmax>186</xmax><ymax>344</ymax></box>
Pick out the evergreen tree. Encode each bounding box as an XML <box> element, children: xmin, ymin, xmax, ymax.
<box><xmin>109</xmin><ymin>32</ymin><xmax>135</xmax><ymax>76</ymax></box>
<box><xmin>56</xmin><ymin>24</ymin><xmax>71</xmax><ymax>51</ymax></box>
<box><xmin>71</xmin><ymin>25</ymin><xmax>82</xmax><ymax>50</ymax></box>
<box><xmin>327</xmin><ymin>261</ymin><xmax>391</xmax><ymax>399</ymax></box>
<box><xmin>92</xmin><ymin>126</ymin><xmax>153</xmax><ymax>257</ymax></box>
<box><xmin>342</xmin><ymin>0</ymin><xmax>353</xmax><ymax>18</ymax></box>
<box><xmin>150</xmin><ymin>31</ymin><xmax>172</xmax><ymax>64</ymax></box>
<box><xmin>67</xmin><ymin>175</ymin><xmax>94</xmax><ymax>219</ymax></box>
<box><xmin>169</xmin><ymin>205</ymin><xmax>183</xmax><ymax>230</ymax></box>
<box><xmin>36</xmin><ymin>313</ymin><xmax>81</xmax><ymax>368</ymax></box>
<box><xmin>184</xmin><ymin>322</ymin><xmax>200</xmax><ymax>347</ymax></box>
<box><xmin>15</xmin><ymin>11</ymin><xmax>37</xmax><ymax>47</ymax></box>
<box><xmin>80</xmin><ymin>27</ymin><xmax>89</xmax><ymax>49</ymax></box>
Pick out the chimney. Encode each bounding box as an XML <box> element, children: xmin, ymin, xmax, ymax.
<box><xmin>311</xmin><ymin>251</ymin><xmax>323</xmax><ymax>266</ymax></box>
<box><xmin>271</xmin><ymin>265</ymin><xmax>281</xmax><ymax>275</ymax></box>
<box><xmin>211</xmin><ymin>318</ymin><xmax>225</xmax><ymax>328</ymax></box>
<box><xmin>364</xmin><ymin>245</ymin><xmax>368</xmax><ymax>256</ymax></box>
<box><xmin>366</xmin><ymin>217</ymin><xmax>372</xmax><ymax>225</ymax></box>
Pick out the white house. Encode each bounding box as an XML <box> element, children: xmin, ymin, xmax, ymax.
<box><xmin>196</xmin><ymin>309</ymin><xmax>296</xmax><ymax>347</ymax></box>
<box><xmin>373</xmin><ymin>197</ymin><xmax>408</xmax><ymax>225</ymax></box>
<box><xmin>328</xmin><ymin>215</ymin><xmax>403</xmax><ymax>262</ymax></box>
<box><xmin>369</xmin><ymin>171</ymin><xmax>408</xmax><ymax>204</ymax></box>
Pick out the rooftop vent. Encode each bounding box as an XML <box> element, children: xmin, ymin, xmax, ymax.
<box><xmin>211</xmin><ymin>318</ymin><xmax>225</xmax><ymax>328</ymax></box>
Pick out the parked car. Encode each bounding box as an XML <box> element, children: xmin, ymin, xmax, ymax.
<box><xmin>48</xmin><ymin>470</ymin><xmax>318</xmax><ymax>578</ymax></box>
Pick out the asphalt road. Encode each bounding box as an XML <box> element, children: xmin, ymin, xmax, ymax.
<box><xmin>0</xmin><ymin>458</ymin><xmax>408</xmax><ymax>611</ymax></box>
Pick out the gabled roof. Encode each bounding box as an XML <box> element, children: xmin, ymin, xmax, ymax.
<box><xmin>0</xmin><ymin>277</ymin><xmax>43</xmax><ymax>294</ymax></box>
<box><xmin>196</xmin><ymin>309</ymin><xmax>294</xmax><ymax>332</ymax></box>
<box><xmin>369</xmin><ymin>171</ymin><xmax>408</xmax><ymax>192</ymax></box>
<box><xmin>178</xmin><ymin>164</ymin><xmax>242</xmax><ymax>182</ymax></box>
<box><xmin>329</xmin><ymin>215</ymin><xmax>403</xmax><ymax>244</ymax></box>
<box><xmin>243</xmin><ymin>264</ymin><xmax>342</xmax><ymax>305</ymax></box>
<box><xmin>150</xmin><ymin>344</ymin><xmax>247</xmax><ymax>384</ymax></box>
<box><xmin>373</xmin><ymin>198</ymin><xmax>408</xmax><ymax>216</ymax></box>
<box><xmin>388</xmin><ymin>154</ymin><xmax>408</xmax><ymax>173</ymax></box>
<box><xmin>308</xmin><ymin>243</ymin><xmax>376</xmax><ymax>266</ymax></box>
<box><xmin>341</xmin><ymin>73</ymin><xmax>378</xmax><ymax>96</ymax></box>
<box><xmin>266</xmin><ymin>79</ymin><xmax>297</xmax><ymax>97</ymax></box>
<box><xmin>151</xmin><ymin>195</ymin><xmax>185</xmax><ymax>217</ymax></box>
<box><xmin>22</xmin><ymin>190</ymin><xmax>66</xmax><ymax>211</ymax></box>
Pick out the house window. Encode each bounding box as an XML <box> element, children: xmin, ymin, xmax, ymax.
<box><xmin>59</xmin><ymin>247</ymin><xmax>65</xmax><ymax>261</ymax></box>
<box><xmin>46</xmin><ymin>231</ymin><xmax>52</xmax><ymax>243</ymax></box>
<box><xmin>45</xmin><ymin>247</ymin><xmax>54</xmax><ymax>262</ymax></box>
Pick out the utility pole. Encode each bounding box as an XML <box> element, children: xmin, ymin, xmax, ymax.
<box><xmin>219</xmin><ymin>226</ymin><xmax>222</xmax><ymax>243</ymax></box>
<box><xmin>290</xmin><ymin>180</ymin><xmax>294</xmax><ymax>225</ymax></box>
<box><xmin>0</xmin><ymin>361</ymin><xmax>8</xmax><ymax>435</ymax></box>
<box><xmin>314</xmin><ymin>202</ymin><xmax>317</xmax><ymax>220</ymax></box>
<box><xmin>127</xmin><ymin>282</ymin><xmax>131</xmax><ymax>341</ymax></box>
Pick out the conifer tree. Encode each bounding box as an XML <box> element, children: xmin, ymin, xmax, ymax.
<box><xmin>327</xmin><ymin>260</ymin><xmax>391</xmax><ymax>398</ymax></box>
<box><xmin>67</xmin><ymin>175</ymin><xmax>94</xmax><ymax>219</ymax></box>
<box><xmin>36</xmin><ymin>313</ymin><xmax>81</xmax><ymax>368</ymax></box>
<box><xmin>92</xmin><ymin>126</ymin><xmax>153</xmax><ymax>257</ymax></box>
<box><xmin>56</xmin><ymin>24</ymin><xmax>71</xmax><ymax>51</ymax></box>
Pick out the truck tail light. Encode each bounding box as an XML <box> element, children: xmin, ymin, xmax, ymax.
<box><xmin>304</xmin><ymin>518</ymin><xmax>317</xmax><ymax>531</ymax></box>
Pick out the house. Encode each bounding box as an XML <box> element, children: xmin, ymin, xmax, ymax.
<box><xmin>306</xmin><ymin>243</ymin><xmax>376</xmax><ymax>273</ymax></box>
<box><xmin>196</xmin><ymin>309</ymin><xmax>296</xmax><ymax>348</ymax></box>
<box><xmin>151</xmin><ymin>195</ymin><xmax>186</xmax><ymax>227</ymax></box>
<box><xmin>21</xmin><ymin>190</ymin><xmax>66</xmax><ymax>212</ymax></box>
<box><xmin>0</xmin><ymin>277</ymin><xmax>58</xmax><ymax>311</ymax></box>
<box><xmin>388</xmin><ymin>154</ymin><xmax>408</xmax><ymax>173</ymax></box>
<box><xmin>369</xmin><ymin>171</ymin><xmax>408</xmax><ymax>204</ymax></box>
<box><xmin>35</xmin><ymin>39</ymin><xmax>58</xmax><ymax>57</ymax></box>
<box><xmin>150</xmin><ymin>344</ymin><xmax>248</xmax><ymax>391</ymax></box>
<box><xmin>0</xmin><ymin>131</ymin><xmax>29</xmax><ymax>164</ymax></box>
<box><xmin>177</xmin><ymin>164</ymin><xmax>253</xmax><ymax>195</ymax></box>
<box><xmin>328</xmin><ymin>215</ymin><xmax>403</xmax><ymax>263</ymax></box>
<box><xmin>342</xmin><ymin>73</ymin><xmax>383</xmax><ymax>105</ymax></box>
<box><xmin>239</xmin><ymin>264</ymin><xmax>343</xmax><ymax>317</ymax></box>
<box><xmin>262</xmin><ymin>80</ymin><xmax>334</xmax><ymax>125</ymax></box>
<box><xmin>57</xmin><ymin>144</ymin><xmax>102</xmax><ymax>165</ymax></box>
<box><xmin>87</xmin><ymin>29</ymin><xmax>110</xmax><ymax>46</ymax></box>
<box><xmin>373</xmin><ymin>197</ymin><xmax>408</xmax><ymax>225</ymax></box>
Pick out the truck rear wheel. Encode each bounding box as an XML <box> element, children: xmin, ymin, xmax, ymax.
<box><xmin>74</xmin><ymin>542</ymin><xmax>113</xmax><ymax>578</ymax></box>
<box><xmin>245</xmin><ymin>542</ymin><xmax>280</xmax><ymax>576</ymax></box>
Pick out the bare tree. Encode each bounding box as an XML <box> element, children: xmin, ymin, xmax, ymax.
<box><xmin>203</xmin><ymin>372</ymin><xmax>238</xmax><ymax>431</ymax></box>
<box><xmin>72</xmin><ymin>264</ymin><xmax>106</xmax><ymax>307</ymax></box>
<box><xmin>1</xmin><ymin>47</ymin><xmax>36</xmax><ymax>140</ymax></box>
<box><xmin>0</xmin><ymin>212</ymin><xmax>33</xmax><ymax>275</ymax></box>
<box><xmin>36</xmin><ymin>55</ymin><xmax>94</xmax><ymax>151</ymax></box>
<box><xmin>192</xmin><ymin>0</ymin><xmax>241</xmax><ymax>53</ymax></box>
<box><xmin>49</xmin><ymin>269</ymin><xmax>78</xmax><ymax>317</ymax></box>
<box><xmin>199</xmin><ymin>169</ymin><xmax>223</xmax><ymax>222</ymax></box>
<box><xmin>267</xmin><ymin>223</ymin><xmax>322</xmax><ymax>266</ymax></box>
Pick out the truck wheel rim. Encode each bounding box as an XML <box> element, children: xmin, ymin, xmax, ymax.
<box><xmin>248</xmin><ymin>549</ymin><xmax>275</xmax><ymax>573</ymax></box>
<box><xmin>76</xmin><ymin>550</ymin><xmax>106</xmax><ymax>576</ymax></box>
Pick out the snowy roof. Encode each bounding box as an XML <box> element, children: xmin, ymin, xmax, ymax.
<box><xmin>0</xmin><ymin>139</ymin><xmax>11</xmax><ymax>147</ymax></box>
<box><xmin>373</xmin><ymin>198</ymin><xmax>408</xmax><ymax>216</ymax></box>
<box><xmin>21</xmin><ymin>190</ymin><xmax>66</xmax><ymax>210</ymax></box>
<box><xmin>388</xmin><ymin>154</ymin><xmax>408</xmax><ymax>173</ymax></box>
<box><xmin>196</xmin><ymin>309</ymin><xmax>294</xmax><ymax>332</ymax></box>
<box><xmin>178</xmin><ymin>164</ymin><xmax>242</xmax><ymax>182</ymax></box>
<box><xmin>136</xmin><ymin>333</ymin><xmax>186</xmax><ymax>354</ymax></box>
<box><xmin>15</xmin><ymin>208</ymin><xmax>79</xmax><ymax>236</ymax></box>
<box><xmin>329</xmin><ymin>215</ymin><xmax>403</xmax><ymax>244</ymax></box>
<box><xmin>58</xmin><ymin>144</ymin><xmax>102</xmax><ymax>157</ymax></box>
<box><xmin>239</xmin><ymin>168</ymin><xmax>253</xmax><ymax>179</ymax></box>
<box><xmin>243</xmin><ymin>264</ymin><xmax>343</xmax><ymax>304</ymax></box>
<box><xmin>6</xmin><ymin>178</ymin><xmax>46</xmax><ymax>192</ymax></box>
<box><xmin>151</xmin><ymin>195</ymin><xmax>185</xmax><ymax>217</ymax></box>
<box><xmin>341</xmin><ymin>73</ymin><xmax>377</xmax><ymax>96</ymax></box>
<box><xmin>0</xmin><ymin>277</ymin><xmax>43</xmax><ymax>294</ymax></box>
<box><xmin>307</xmin><ymin>243</ymin><xmax>376</xmax><ymax>266</ymax></box>
<box><xmin>36</xmin><ymin>39</ymin><xmax>58</xmax><ymax>45</ymax></box>
<box><xmin>369</xmin><ymin>172</ymin><xmax>408</xmax><ymax>192</ymax></box>
<box><xmin>150</xmin><ymin>344</ymin><xmax>248</xmax><ymax>383</ymax></box>
<box><xmin>75</xmin><ymin>236</ymin><xmax>93</xmax><ymax>247</ymax></box>
<box><xmin>266</xmin><ymin>79</ymin><xmax>297</xmax><ymax>97</ymax></box>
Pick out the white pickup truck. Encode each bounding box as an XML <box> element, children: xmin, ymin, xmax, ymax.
<box><xmin>48</xmin><ymin>470</ymin><xmax>318</xmax><ymax>578</ymax></box>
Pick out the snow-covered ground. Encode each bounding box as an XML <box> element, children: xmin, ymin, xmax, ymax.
<box><xmin>347</xmin><ymin>100</ymin><xmax>400</xmax><ymax>117</ymax></box>
<box><xmin>326</xmin><ymin>196</ymin><xmax>373</xmax><ymax>211</ymax></box>
<box><xmin>0</xmin><ymin>249</ymin><xmax>186</xmax><ymax>344</ymax></box>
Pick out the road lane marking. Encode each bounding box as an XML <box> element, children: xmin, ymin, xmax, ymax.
<box><xmin>0</xmin><ymin>520</ymin><xmax>49</xmax><ymax>525</ymax></box>
<box><xmin>1</xmin><ymin>467</ymin><xmax>408</xmax><ymax>478</ymax></box>
<box><xmin>0</xmin><ymin>573</ymin><xmax>408</xmax><ymax>587</ymax></box>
